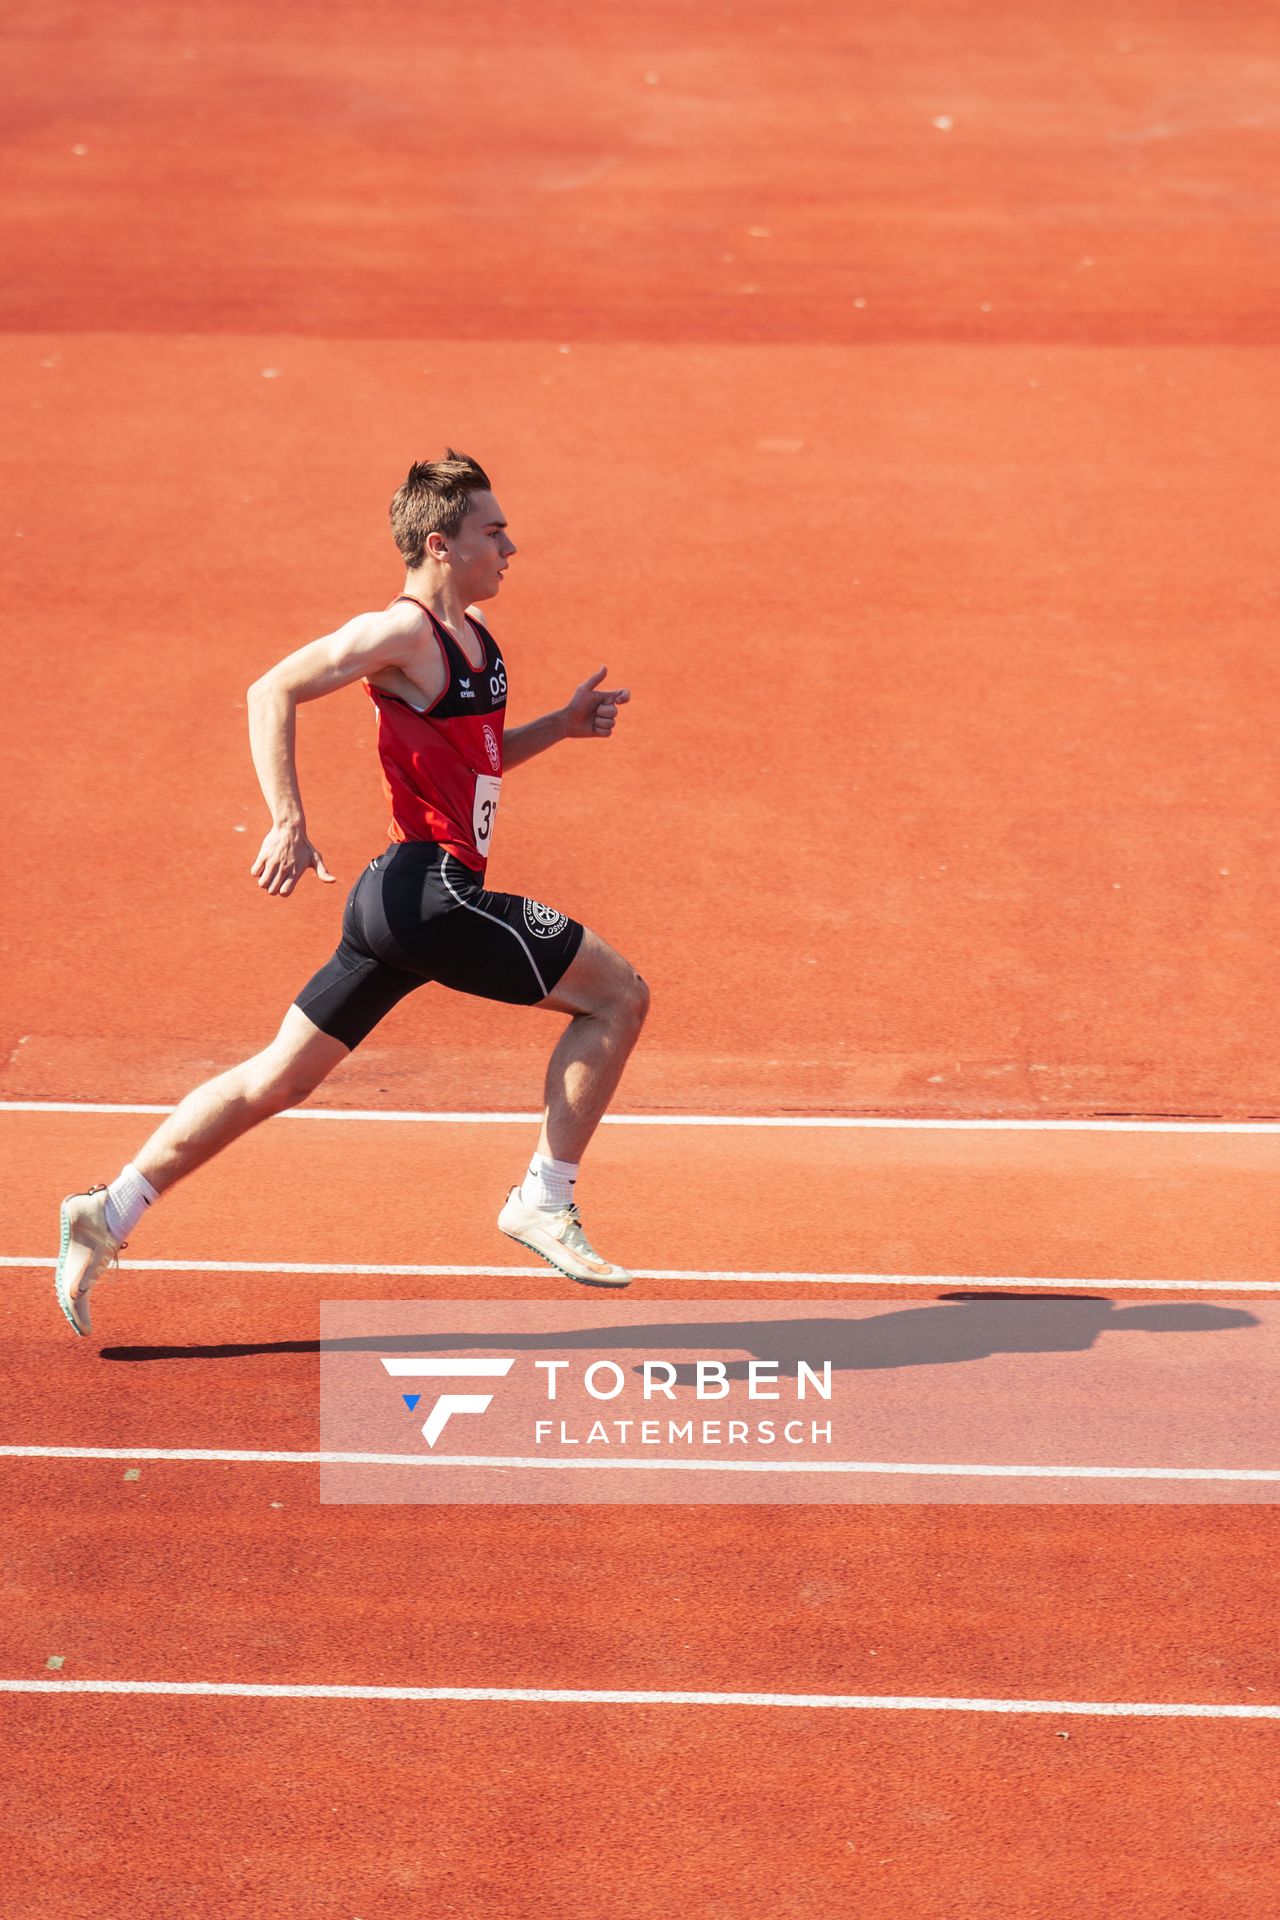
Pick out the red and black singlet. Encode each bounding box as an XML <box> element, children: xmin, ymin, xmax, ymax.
<box><xmin>365</xmin><ymin>596</ymin><xmax>507</xmax><ymax>871</ymax></box>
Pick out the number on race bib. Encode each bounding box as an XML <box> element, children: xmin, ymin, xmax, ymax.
<box><xmin>472</xmin><ymin>774</ymin><xmax>502</xmax><ymax>851</ymax></box>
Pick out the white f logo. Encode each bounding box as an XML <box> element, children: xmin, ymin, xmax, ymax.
<box><xmin>381</xmin><ymin>1357</ymin><xmax>515</xmax><ymax>1446</ymax></box>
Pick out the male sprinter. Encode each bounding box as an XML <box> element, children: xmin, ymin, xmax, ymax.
<box><xmin>55</xmin><ymin>452</ymin><xmax>648</xmax><ymax>1335</ymax></box>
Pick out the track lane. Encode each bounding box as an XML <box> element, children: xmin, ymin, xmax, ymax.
<box><xmin>2</xmin><ymin>1695</ymin><xmax>1275</xmax><ymax>1920</ymax></box>
<box><xmin>8</xmin><ymin>1112</ymin><xmax>1280</xmax><ymax>1294</ymax></box>
<box><xmin>4</xmin><ymin>1473</ymin><xmax>1275</xmax><ymax>1706</ymax></box>
<box><xmin>5</xmin><ymin>1281</ymin><xmax>1276</xmax><ymax>1474</ymax></box>
<box><xmin>7</xmin><ymin>1115</ymin><xmax>1277</xmax><ymax>1488</ymax></box>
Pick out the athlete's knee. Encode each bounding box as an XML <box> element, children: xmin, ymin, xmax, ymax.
<box><xmin>265</xmin><ymin>1064</ymin><xmax>328</xmax><ymax>1111</ymax></box>
<box><xmin>239</xmin><ymin>1056</ymin><xmax>315</xmax><ymax>1115</ymax></box>
<box><xmin>546</xmin><ymin>931</ymin><xmax>648</xmax><ymax>1026</ymax></box>
<box><xmin>631</xmin><ymin>970</ymin><xmax>651</xmax><ymax>1026</ymax></box>
<box><xmin>612</xmin><ymin>965</ymin><xmax>649</xmax><ymax>1035</ymax></box>
<box><xmin>244</xmin><ymin>1024</ymin><xmax>346</xmax><ymax>1112</ymax></box>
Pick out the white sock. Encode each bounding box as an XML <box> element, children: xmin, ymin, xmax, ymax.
<box><xmin>519</xmin><ymin>1154</ymin><xmax>579</xmax><ymax>1212</ymax></box>
<box><xmin>104</xmin><ymin>1163</ymin><xmax>159</xmax><ymax>1241</ymax></box>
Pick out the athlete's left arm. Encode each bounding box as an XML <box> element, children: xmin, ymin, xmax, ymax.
<box><xmin>503</xmin><ymin>666</ymin><xmax>631</xmax><ymax>770</ymax></box>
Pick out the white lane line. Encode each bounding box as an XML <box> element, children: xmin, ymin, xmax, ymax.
<box><xmin>2</xmin><ymin>1255</ymin><xmax>1275</xmax><ymax>1292</ymax></box>
<box><xmin>5</xmin><ymin>1101</ymin><xmax>1280</xmax><ymax>1133</ymax></box>
<box><xmin>1</xmin><ymin>1446</ymin><xmax>1276</xmax><ymax>1482</ymax></box>
<box><xmin>0</xmin><ymin>1677</ymin><xmax>1275</xmax><ymax>1717</ymax></box>
<box><xmin>340</xmin><ymin>1456</ymin><xmax>1280</xmax><ymax>1482</ymax></box>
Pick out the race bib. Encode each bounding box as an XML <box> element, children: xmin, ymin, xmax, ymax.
<box><xmin>472</xmin><ymin>774</ymin><xmax>502</xmax><ymax>854</ymax></box>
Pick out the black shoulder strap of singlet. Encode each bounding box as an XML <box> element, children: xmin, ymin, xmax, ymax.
<box><xmin>466</xmin><ymin>611</ymin><xmax>496</xmax><ymax>662</ymax></box>
<box><xmin>394</xmin><ymin>593</ymin><xmax>438</xmax><ymax>626</ymax></box>
<box><xmin>395</xmin><ymin>594</ymin><xmax>495</xmax><ymax>666</ymax></box>
<box><xmin>392</xmin><ymin>594</ymin><xmax>453</xmax><ymax>663</ymax></box>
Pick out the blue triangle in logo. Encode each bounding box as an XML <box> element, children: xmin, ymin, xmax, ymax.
<box><xmin>402</xmin><ymin>1394</ymin><xmax>421</xmax><ymax>1411</ymax></box>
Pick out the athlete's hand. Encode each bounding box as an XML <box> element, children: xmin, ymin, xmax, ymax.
<box><xmin>250</xmin><ymin>822</ymin><xmax>336</xmax><ymax>896</ymax></box>
<box><xmin>565</xmin><ymin>666</ymin><xmax>631</xmax><ymax>739</ymax></box>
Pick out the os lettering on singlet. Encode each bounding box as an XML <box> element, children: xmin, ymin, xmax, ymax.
<box><xmin>473</xmin><ymin>774</ymin><xmax>502</xmax><ymax>852</ymax></box>
<box><xmin>523</xmin><ymin>899</ymin><xmax>569</xmax><ymax>939</ymax></box>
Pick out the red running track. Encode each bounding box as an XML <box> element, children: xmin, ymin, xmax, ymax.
<box><xmin>4</xmin><ymin>1112</ymin><xmax>1279</xmax><ymax>1912</ymax></box>
<box><xmin>6</xmin><ymin>0</ymin><xmax>1280</xmax><ymax>1907</ymax></box>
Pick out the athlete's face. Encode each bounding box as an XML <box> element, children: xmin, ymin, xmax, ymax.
<box><xmin>446</xmin><ymin>491</ymin><xmax>517</xmax><ymax>601</ymax></box>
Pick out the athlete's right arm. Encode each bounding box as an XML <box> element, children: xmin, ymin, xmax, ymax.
<box><xmin>246</xmin><ymin>603</ymin><xmax>420</xmax><ymax>897</ymax></box>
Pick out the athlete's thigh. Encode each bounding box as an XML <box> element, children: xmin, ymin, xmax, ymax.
<box><xmin>429</xmin><ymin>873</ymin><xmax>585</xmax><ymax>1006</ymax></box>
<box><xmin>537</xmin><ymin>927</ymin><xmax>644</xmax><ymax>1016</ymax></box>
<box><xmin>292</xmin><ymin>852</ymin><xmax>429</xmax><ymax>1050</ymax></box>
<box><xmin>273</xmin><ymin>1001</ymin><xmax>355</xmax><ymax>1066</ymax></box>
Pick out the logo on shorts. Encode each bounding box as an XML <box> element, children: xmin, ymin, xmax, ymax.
<box><xmin>523</xmin><ymin>899</ymin><xmax>569</xmax><ymax>939</ymax></box>
<box><xmin>482</xmin><ymin>723</ymin><xmax>501</xmax><ymax>771</ymax></box>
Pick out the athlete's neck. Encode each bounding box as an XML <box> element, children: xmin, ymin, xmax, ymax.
<box><xmin>400</xmin><ymin>572</ymin><xmax>475</xmax><ymax>640</ymax></box>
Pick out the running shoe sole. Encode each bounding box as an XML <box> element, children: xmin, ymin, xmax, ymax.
<box><xmin>500</xmin><ymin>1228</ymin><xmax>633</xmax><ymax>1289</ymax></box>
<box><xmin>54</xmin><ymin>1197</ymin><xmax>89</xmax><ymax>1337</ymax></box>
<box><xmin>497</xmin><ymin>1191</ymin><xmax>633</xmax><ymax>1288</ymax></box>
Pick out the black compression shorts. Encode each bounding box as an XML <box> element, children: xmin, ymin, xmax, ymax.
<box><xmin>294</xmin><ymin>842</ymin><xmax>586</xmax><ymax>1050</ymax></box>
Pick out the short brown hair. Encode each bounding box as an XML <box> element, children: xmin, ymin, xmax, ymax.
<box><xmin>390</xmin><ymin>451</ymin><xmax>492</xmax><ymax>568</ymax></box>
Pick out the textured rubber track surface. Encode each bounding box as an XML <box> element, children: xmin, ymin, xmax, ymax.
<box><xmin>6</xmin><ymin>6</ymin><xmax>1280</xmax><ymax>1121</ymax></box>
<box><xmin>6</xmin><ymin>0</ymin><xmax>1280</xmax><ymax>1912</ymax></box>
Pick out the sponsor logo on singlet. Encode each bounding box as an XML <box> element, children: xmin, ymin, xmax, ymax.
<box><xmin>523</xmin><ymin>899</ymin><xmax>570</xmax><ymax>939</ymax></box>
<box><xmin>459</xmin><ymin>676</ymin><xmax>475</xmax><ymax>699</ymax></box>
<box><xmin>482</xmin><ymin>723</ymin><xmax>501</xmax><ymax>771</ymax></box>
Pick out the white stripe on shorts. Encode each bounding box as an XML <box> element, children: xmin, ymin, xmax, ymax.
<box><xmin>439</xmin><ymin>853</ymin><xmax>550</xmax><ymax>1000</ymax></box>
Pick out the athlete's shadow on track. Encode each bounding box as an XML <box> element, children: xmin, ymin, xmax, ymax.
<box><xmin>101</xmin><ymin>1293</ymin><xmax>1259</xmax><ymax>1369</ymax></box>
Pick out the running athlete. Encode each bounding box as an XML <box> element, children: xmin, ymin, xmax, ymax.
<box><xmin>55</xmin><ymin>452</ymin><xmax>649</xmax><ymax>1335</ymax></box>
